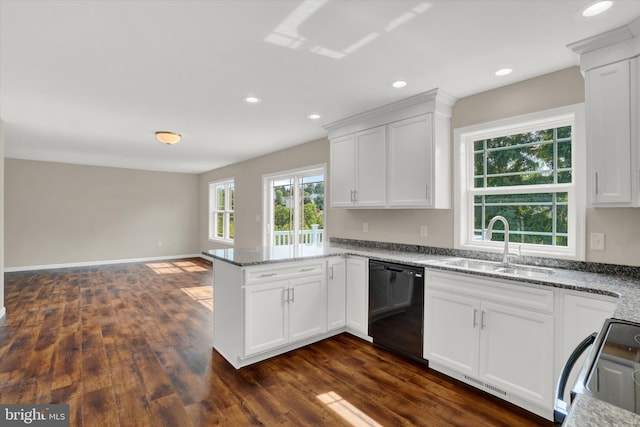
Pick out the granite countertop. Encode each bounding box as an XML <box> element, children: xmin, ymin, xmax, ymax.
<box><xmin>205</xmin><ymin>240</ymin><xmax>640</xmax><ymax>426</ymax></box>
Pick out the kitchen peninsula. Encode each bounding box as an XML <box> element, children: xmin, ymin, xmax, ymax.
<box><xmin>207</xmin><ymin>240</ymin><xmax>640</xmax><ymax>426</ymax></box>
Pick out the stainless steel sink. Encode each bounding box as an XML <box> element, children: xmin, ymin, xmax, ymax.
<box><xmin>441</xmin><ymin>258</ymin><xmax>503</xmax><ymax>272</ymax></box>
<box><xmin>496</xmin><ymin>265</ymin><xmax>554</xmax><ymax>278</ymax></box>
<box><xmin>438</xmin><ymin>258</ymin><xmax>553</xmax><ymax>278</ymax></box>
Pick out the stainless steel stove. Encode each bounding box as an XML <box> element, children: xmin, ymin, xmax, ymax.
<box><xmin>555</xmin><ymin>318</ymin><xmax>640</xmax><ymax>425</ymax></box>
<box><xmin>575</xmin><ymin>319</ymin><xmax>640</xmax><ymax>413</ymax></box>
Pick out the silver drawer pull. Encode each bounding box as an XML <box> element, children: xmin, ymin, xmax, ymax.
<box><xmin>259</xmin><ymin>272</ymin><xmax>278</xmax><ymax>277</ymax></box>
<box><xmin>299</xmin><ymin>268</ymin><xmax>315</xmax><ymax>272</ymax></box>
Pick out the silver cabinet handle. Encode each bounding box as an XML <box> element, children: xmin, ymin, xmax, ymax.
<box><xmin>473</xmin><ymin>309</ymin><xmax>478</xmax><ymax>327</ymax></box>
<box><xmin>283</xmin><ymin>288</ymin><xmax>290</xmax><ymax>303</ymax></box>
<box><xmin>290</xmin><ymin>288</ymin><xmax>295</xmax><ymax>303</ymax></box>
<box><xmin>300</xmin><ymin>267</ymin><xmax>315</xmax><ymax>272</ymax></box>
<box><xmin>259</xmin><ymin>272</ymin><xmax>277</xmax><ymax>278</ymax></box>
<box><xmin>329</xmin><ymin>266</ymin><xmax>334</xmax><ymax>279</ymax></box>
<box><xmin>350</xmin><ymin>190</ymin><xmax>355</xmax><ymax>202</ymax></box>
<box><xmin>595</xmin><ymin>172</ymin><xmax>599</xmax><ymax>195</ymax></box>
<box><xmin>481</xmin><ymin>311</ymin><xmax>486</xmax><ymax>329</ymax></box>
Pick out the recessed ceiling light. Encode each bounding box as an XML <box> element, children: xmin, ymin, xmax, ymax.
<box><xmin>155</xmin><ymin>131</ymin><xmax>181</xmax><ymax>145</ymax></box>
<box><xmin>244</xmin><ymin>96</ymin><xmax>261</xmax><ymax>104</ymax></box>
<box><xmin>308</xmin><ymin>113</ymin><xmax>321</xmax><ymax>120</ymax></box>
<box><xmin>494</xmin><ymin>68</ymin><xmax>513</xmax><ymax>77</ymax></box>
<box><xmin>582</xmin><ymin>1</ymin><xmax>613</xmax><ymax>17</ymax></box>
<box><xmin>392</xmin><ymin>80</ymin><xmax>407</xmax><ymax>88</ymax></box>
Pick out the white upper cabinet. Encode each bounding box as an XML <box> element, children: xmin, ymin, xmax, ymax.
<box><xmin>325</xmin><ymin>89</ymin><xmax>456</xmax><ymax>209</ymax></box>
<box><xmin>587</xmin><ymin>59</ymin><xmax>634</xmax><ymax>205</ymax></box>
<box><xmin>569</xmin><ymin>17</ymin><xmax>640</xmax><ymax>207</ymax></box>
<box><xmin>330</xmin><ymin>126</ymin><xmax>387</xmax><ymax>207</ymax></box>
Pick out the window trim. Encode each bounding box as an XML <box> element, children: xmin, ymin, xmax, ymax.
<box><xmin>453</xmin><ymin>104</ymin><xmax>586</xmax><ymax>260</ymax></box>
<box><xmin>208</xmin><ymin>178</ymin><xmax>235</xmax><ymax>244</ymax></box>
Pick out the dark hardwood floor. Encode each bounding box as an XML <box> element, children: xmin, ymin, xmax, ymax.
<box><xmin>0</xmin><ymin>258</ymin><xmax>551</xmax><ymax>426</ymax></box>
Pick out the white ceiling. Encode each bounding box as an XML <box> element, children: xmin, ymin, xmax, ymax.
<box><xmin>2</xmin><ymin>0</ymin><xmax>640</xmax><ymax>174</ymax></box>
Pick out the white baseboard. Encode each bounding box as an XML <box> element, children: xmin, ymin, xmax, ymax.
<box><xmin>0</xmin><ymin>307</ymin><xmax>5</xmax><ymax>320</ymax></box>
<box><xmin>4</xmin><ymin>253</ymin><xmax>204</xmax><ymax>273</ymax></box>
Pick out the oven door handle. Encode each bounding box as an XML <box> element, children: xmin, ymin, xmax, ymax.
<box><xmin>553</xmin><ymin>332</ymin><xmax>597</xmax><ymax>426</ymax></box>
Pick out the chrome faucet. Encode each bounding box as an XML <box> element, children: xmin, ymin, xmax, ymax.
<box><xmin>484</xmin><ymin>215</ymin><xmax>519</xmax><ymax>265</ymax></box>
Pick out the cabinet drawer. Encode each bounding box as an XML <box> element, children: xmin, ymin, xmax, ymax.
<box><xmin>244</xmin><ymin>261</ymin><xmax>324</xmax><ymax>285</ymax></box>
<box><xmin>426</xmin><ymin>270</ymin><xmax>554</xmax><ymax>313</ymax></box>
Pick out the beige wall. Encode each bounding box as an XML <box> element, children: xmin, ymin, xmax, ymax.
<box><xmin>5</xmin><ymin>159</ymin><xmax>200</xmax><ymax>269</ymax></box>
<box><xmin>200</xmin><ymin>138</ymin><xmax>329</xmax><ymax>250</ymax></box>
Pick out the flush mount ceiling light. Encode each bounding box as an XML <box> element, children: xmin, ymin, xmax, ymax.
<box><xmin>308</xmin><ymin>113</ymin><xmax>321</xmax><ymax>120</ymax></box>
<box><xmin>392</xmin><ymin>80</ymin><xmax>407</xmax><ymax>88</ymax></box>
<box><xmin>494</xmin><ymin>68</ymin><xmax>513</xmax><ymax>77</ymax></box>
<box><xmin>582</xmin><ymin>0</ymin><xmax>613</xmax><ymax>17</ymax></box>
<box><xmin>244</xmin><ymin>96</ymin><xmax>261</xmax><ymax>104</ymax></box>
<box><xmin>155</xmin><ymin>131</ymin><xmax>181</xmax><ymax>145</ymax></box>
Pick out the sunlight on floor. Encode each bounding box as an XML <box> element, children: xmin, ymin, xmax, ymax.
<box><xmin>181</xmin><ymin>286</ymin><xmax>213</xmax><ymax>311</ymax></box>
<box><xmin>316</xmin><ymin>391</ymin><xmax>382</xmax><ymax>427</ymax></box>
<box><xmin>146</xmin><ymin>261</ymin><xmax>208</xmax><ymax>275</ymax></box>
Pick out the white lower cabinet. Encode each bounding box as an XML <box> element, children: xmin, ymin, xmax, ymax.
<box><xmin>346</xmin><ymin>256</ymin><xmax>369</xmax><ymax>337</ymax></box>
<box><xmin>327</xmin><ymin>257</ymin><xmax>346</xmax><ymax>331</ymax></box>
<box><xmin>244</xmin><ymin>269</ymin><xmax>326</xmax><ymax>357</ymax></box>
<box><xmin>424</xmin><ymin>270</ymin><xmax>554</xmax><ymax>419</ymax></box>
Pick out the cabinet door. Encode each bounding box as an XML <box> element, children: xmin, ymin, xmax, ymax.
<box><xmin>587</xmin><ymin>60</ymin><xmax>633</xmax><ymax>205</ymax></box>
<box><xmin>355</xmin><ymin>126</ymin><xmax>387</xmax><ymax>207</ymax></box>
<box><xmin>424</xmin><ymin>290</ymin><xmax>480</xmax><ymax>376</ymax></box>
<box><xmin>327</xmin><ymin>258</ymin><xmax>346</xmax><ymax>331</ymax></box>
<box><xmin>559</xmin><ymin>293</ymin><xmax>616</xmax><ymax>402</ymax></box>
<box><xmin>244</xmin><ymin>282</ymin><xmax>288</xmax><ymax>356</ymax></box>
<box><xmin>388</xmin><ymin>114</ymin><xmax>433</xmax><ymax>207</ymax></box>
<box><xmin>479</xmin><ymin>301</ymin><xmax>554</xmax><ymax>408</ymax></box>
<box><xmin>330</xmin><ymin>134</ymin><xmax>356</xmax><ymax>208</ymax></box>
<box><xmin>346</xmin><ymin>257</ymin><xmax>368</xmax><ymax>335</ymax></box>
<box><xmin>288</xmin><ymin>275</ymin><xmax>326</xmax><ymax>342</ymax></box>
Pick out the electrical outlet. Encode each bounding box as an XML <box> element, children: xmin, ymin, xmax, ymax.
<box><xmin>590</xmin><ymin>233</ymin><xmax>605</xmax><ymax>251</ymax></box>
<box><xmin>420</xmin><ymin>225</ymin><xmax>428</xmax><ymax>237</ymax></box>
<box><xmin>362</xmin><ymin>222</ymin><xmax>369</xmax><ymax>233</ymax></box>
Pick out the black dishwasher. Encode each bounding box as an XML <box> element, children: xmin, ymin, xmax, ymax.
<box><xmin>368</xmin><ymin>260</ymin><xmax>425</xmax><ymax>363</ymax></box>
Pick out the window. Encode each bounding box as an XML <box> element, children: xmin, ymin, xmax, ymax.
<box><xmin>263</xmin><ymin>165</ymin><xmax>325</xmax><ymax>255</ymax></box>
<box><xmin>209</xmin><ymin>179</ymin><xmax>234</xmax><ymax>243</ymax></box>
<box><xmin>454</xmin><ymin>105</ymin><xmax>585</xmax><ymax>260</ymax></box>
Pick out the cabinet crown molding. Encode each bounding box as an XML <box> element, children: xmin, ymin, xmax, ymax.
<box><xmin>568</xmin><ymin>15</ymin><xmax>640</xmax><ymax>72</ymax></box>
<box><xmin>323</xmin><ymin>88</ymin><xmax>457</xmax><ymax>139</ymax></box>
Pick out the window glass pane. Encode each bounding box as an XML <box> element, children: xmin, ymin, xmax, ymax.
<box><xmin>298</xmin><ymin>177</ymin><xmax>324</xmax><ymax>245</ymax></box>
<box><xmin>229</xmin><ymin>184</ymin><xmax>235</xmax><ymax>210</ymax></box>
<box><xmin>228</xmin><ymin>213</ymin><xmax>234</xmax><ymax>239</ymax></box>
<box><xmin>273</xmin><ymin>179</ymin><xmax>294</xmax><ymax>247</ymax></box>
<box><xmin>474</xmin><ymin>192</ymin><xmax>568</xmax><ymax>247</ymax></box>
<box><xmin>216</xmin><ymin>185</ymin><xmax>225</xmax><ymax>210</ymax></box>
<box><xmin>215</xmin><ymin>213</ymin><xmax>224</xmax><ymax>238</ymax></box>
<box><xmin>474</xmin><ymin>126</ymin><xmax>572</xmax><ymax>189</ymax></box>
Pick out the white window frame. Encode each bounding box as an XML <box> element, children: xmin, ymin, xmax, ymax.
<box><xmin>262</xmin><ymin>164</ymin><xmax>326</xmax><ymax>252</ymax></box>
<box><xmin>209</xmin><ymin>178</ymin><xmax>234</xmax><ymax>244</ymax></box>
<box><xmin>454</xmin><ymin>104</ymin><xmax>586</xmax><ymax>260</ymax></box>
